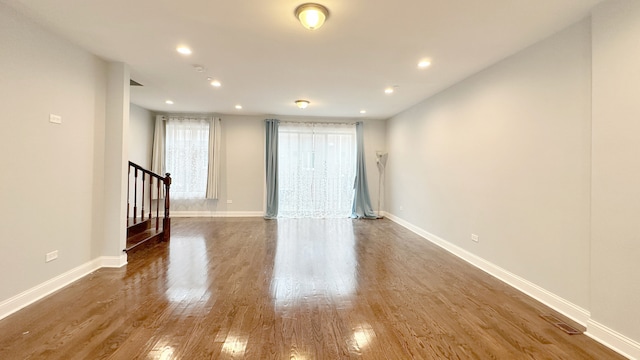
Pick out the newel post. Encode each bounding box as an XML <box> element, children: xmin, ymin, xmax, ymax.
<box><xmin>163</xmin><ymin>173</ymin><xmax>171</xmax><ymax>241</ymax></box>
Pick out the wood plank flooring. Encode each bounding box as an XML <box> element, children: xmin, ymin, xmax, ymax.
<box><xmin>0</xmin><ymin>218</ymin><xmax>625</xmax><ymax>359</ymax></box>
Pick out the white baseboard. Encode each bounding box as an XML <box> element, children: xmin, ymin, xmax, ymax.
<box><xmin>385</xmin><ymin>212</ymin><xmax>590</xmax><ymax>324</ymax></box>
<box><xmin>0</xmin><ymin>256</ymin><xmax>125</xmax><ymax>321</ymax></box>
<box><xmin>171</xmin><ymin>211</ymin><xmax>263</xmax><ymax>218</ymax></box>
<box><xmin>385</xmin><ymin>212</ymin><xmax>640</xmax><ymax>359</ymax></box>
<box><xmin>587</xmin><ymin>320</ymin><xmax>640</xmax><ymax>360</ymax></box>
<box><xmin>99</xmin><ymin>255</ymin><xmax>128</xmax><ymax>268</ymax></box>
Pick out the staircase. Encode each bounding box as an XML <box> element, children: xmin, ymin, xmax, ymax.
<box><xmin>125</xmin><ymin>161</ymin><xmax>171</xmax><ymax>254</ymax></box>
<box><xmin>126</xmin><ymin>217</ymin><xmax>165</xmax><ymax>252</ymax></box>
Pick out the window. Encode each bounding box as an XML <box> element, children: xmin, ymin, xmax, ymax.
<box><xmin>165</xmin><ymin>118</ymin><xmax>210</xmax><ymax>199</ymax></box>
<box><xmin>278</xmin><ymin>122</ymin><xmax>356</xmax><ymax>218</ymax></box>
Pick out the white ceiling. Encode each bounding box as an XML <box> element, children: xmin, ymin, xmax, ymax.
<box><xmin>5</xmin><ymin>0</ymin><xmax>603</xmax><ymax>119</ymax></box>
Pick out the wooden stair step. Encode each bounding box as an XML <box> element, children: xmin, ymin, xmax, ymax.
<box><xmin>125</xmin><ymin>228</ymin><xmax>164</xmax><ymax>252</ymax></box>
<box><xmin>127</xmin><ymin>218</ymin><xmax>163</xmax><ymax>238</ymax></box>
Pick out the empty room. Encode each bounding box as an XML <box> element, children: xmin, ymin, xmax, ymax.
<box><xmin>0</xmin><ymin>0</ymin><xmax>639</xmax><ymax>359</ymax></box>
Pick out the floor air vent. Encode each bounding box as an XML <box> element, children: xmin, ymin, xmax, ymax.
<box><xmin>540</xmin><ymin>314</ymin><xmax>583</xmax><ymax>335</ymax></box>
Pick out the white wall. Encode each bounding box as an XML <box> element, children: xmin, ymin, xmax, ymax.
<box><xmin>387</xmin><ymin>19</ymin><xmax>592</xmax><ymax>310</ymax></box>
<box><xmin>386</xmin><ymin>8</ymin><xmax>640</xmax><ymax>355</ymax></box>
<box><xmin>129</xmin><ymin>104</ymin><xmax>154</xmax><ymax>168</ymax></box>
<box><xmin>591</xmin><ymin>0</ymin><xmax>640</xmax><ymax>349</ymax></box>
<box><xmin>168</xmin><ymin>114</ymin><xmax>386</xmax><ymax>215</ymax></box>
<box><xmin>0</xmin><ymin>3</ymin><xmax>107</xmax><ymax>301</ymax></box>
<box><xmin>102</xmin><ymin>62</ymin><xmax>129</xmax><ymax>259</ymax></box>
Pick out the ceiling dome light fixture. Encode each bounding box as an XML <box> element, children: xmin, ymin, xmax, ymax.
<box><xmin>295</xmin><ymin>3</ymin><xmax>329</xmax><ymax>30</ymax></box>
<box><xmin>295</xmin><ymin>99</ymin><xmax>310</xmax><ymax>109</ymax></box>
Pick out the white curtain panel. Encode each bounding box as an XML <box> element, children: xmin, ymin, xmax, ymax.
<box><xmin>206</xmin><ymin>118</ymin><xmax>221</xmax><ymax>199</ymax></box>
<box><xmin>150</xmin><ymin>115</ymin><xmax>166</xmax><ymax>200</ymax></box>
<box><xmin>278</xmin><ymin>122</ymin><xmax>356</xmax><ymax>218</ymax></box>
<box><xmin>165</xmin><ymin>117</ymin><xmax>210</xmax><ymax>199</ymax></box>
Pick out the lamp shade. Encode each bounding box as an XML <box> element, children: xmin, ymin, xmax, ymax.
<box><xmin>295</xmin><ymin>3</ymin><xmax>329</xmax><ymax>30</ymax></box>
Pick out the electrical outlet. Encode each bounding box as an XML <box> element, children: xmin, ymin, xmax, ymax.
<box><xmin>45</xmin><ymin>250</ymin><xmax>58</xmax><ymax>262</ymax></box>
<box><xmin>471</xmin><ymin>234</ymin><xmax>479</xmax><ymax>243</ymax></box>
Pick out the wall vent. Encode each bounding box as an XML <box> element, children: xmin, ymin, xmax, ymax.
<box><xmin>540</xmin><ymin>314</ymin><xmax>583</xmax><ymax>335</ymax></box>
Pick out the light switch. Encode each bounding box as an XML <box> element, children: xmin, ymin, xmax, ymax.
<box><xmin>49</xmin><ymin>114</ymin><xmax>62</xmax><ymax>124</ymax></box>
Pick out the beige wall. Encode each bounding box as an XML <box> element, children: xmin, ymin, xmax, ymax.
<box><xmin>591</xmin><ymin>0</ymin><xmax>640</xmax><ymax>345</ymax></box>
<box><xmin>0</xmin><ymin>3</ymin><xmax>107</xmax><ymax>300</ymax></box>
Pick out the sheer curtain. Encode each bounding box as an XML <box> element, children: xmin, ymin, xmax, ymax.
<box><xmin>151</xmin><ymin>115</ymin><xmax>166</xmax><ymax>199</ymax></box>
<box><xmin>278</xmin><ymin>122</ymin><xmax>356</xmax><ymax>218</ymax></box>
<box><xmin>165</xmin><ymin>117</ymin><xmax>210</xmax><ymax>199</ymax></box>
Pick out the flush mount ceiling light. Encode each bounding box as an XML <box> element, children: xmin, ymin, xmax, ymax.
<box><xmin>235</xmin><ymin>105</ymin><xmax>243</xmax><ymax>110</ymax></box>
<box><xmin>295</xmin><ymin>99</ymin><xmax>310</xmax><ymax>109</ymax></box>
<box><xmin>211</xmin><ymin>80</ymin><xmax>221</xmax><ymax>87</ymax></box>
<box><xmin>165</xmin><ymin>100</ymin><xmax>174</xmax><ymax>105</ymax></box>
<box><xmin>295</xmin><ymin>3</ymin><xmax>329</xmax><ymax>30</ymax></box>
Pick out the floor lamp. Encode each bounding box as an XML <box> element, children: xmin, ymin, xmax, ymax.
<box><xmin>376</xmin><ymin>151</ymin><xmax>388</xmax><ymax>219</ymax></box>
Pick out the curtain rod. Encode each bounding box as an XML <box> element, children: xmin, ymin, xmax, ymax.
<box><xmin>159</xmin><ymin>115</ymin><xmax>220</xmax><ymax>121</ymax></box>
<box><xmin>279</xmin><ymin>120</ymin><xmax>359</xmax><ymax>125</ymax></box>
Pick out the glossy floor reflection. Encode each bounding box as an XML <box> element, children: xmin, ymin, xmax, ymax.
<box><xmin>167</xmin><ymin>236</ymin><xmax>210</xmax><ymax>304</ymax></box>
<box><xmin>0</xmin><ymin>218</ymin><xmax>625</xmax><ymax>359</ymax></box>
<box><xmin>271</xmin><ymin>219</ymin><xmax>356</xmax><ymax>310</ymax></box>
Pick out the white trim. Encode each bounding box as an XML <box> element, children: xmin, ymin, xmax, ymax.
<box><xmin>385</xmin><ymin>213</ymin><xmax>590</xmax><ymax>324</ymax></box>
<box><xmin>385</xmin><ymin>212</ymin><xmax>640</xmax><ymax>359</ymax></box>
<box><xmin>586</xmin><ymin>320</ymin><xmax>640</xmax><ymax>360</ymax></box>
<box><xmin>99</xmin><ymin>255</ymin><xmax>128</xmax><ymax>268</ymax></box>
<box><xmin>171</xmin><ymin>211</ymin><xmax>263</xmax><ymax>218</ymax></box>
<box><xmin>0</xmin><ymin>256</ymin><xmax>125</xmax><ymax>321</ymax></box>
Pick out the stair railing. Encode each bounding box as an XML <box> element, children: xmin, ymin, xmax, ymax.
<box><xmin>127</xmin><ymin>161</ymin><xmax>171</xmax><ymax>240</ymax></box>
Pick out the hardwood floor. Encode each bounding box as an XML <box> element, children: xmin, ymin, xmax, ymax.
<box><xmin>0</xmin><ymin>218</ymin><xmax>624</xmax><ymax>359</ymax></box>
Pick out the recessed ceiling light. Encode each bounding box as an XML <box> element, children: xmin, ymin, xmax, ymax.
<box><xmin>235</xmin><ymin>105</ymin><xmax>243</xmax><ymax>110</ymax></box>
<box><xmin>211</xmin><ymin>80</ymin><xmax>221</xmax><ymax>87</ymax></box>
<box><xmin>176</xmin><ymin>46</ymin><xmax>192</xmax><ymax>55</ymax></box>
<box><xmin>418</xmin><ymin>60</ymin><xmax>431</xmax><ymax>68</ymax></box>
<box><xmin>360</xmin><ymin>110</ymin><xmax>367</xmax><ymax>114</ymax></box>
<box><xmin>165</xmin><ymin>100</ymin><xmax>174</xmax><ymax>105</ymax></box>
<box><xmin>384</xmin><ymin>87</ymin><xmax>394</xmax><ymax>94</ymax></box>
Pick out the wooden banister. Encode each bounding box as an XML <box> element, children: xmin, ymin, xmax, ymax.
<box><xmin>163</xmin><ymin>172</ymin><xmax>171</xmax><ymax>241</ymax></box>
<box><xmin>127</xmin><ymin>161</ymin><xmax>171</xmax><ymax>243</ymax></box>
